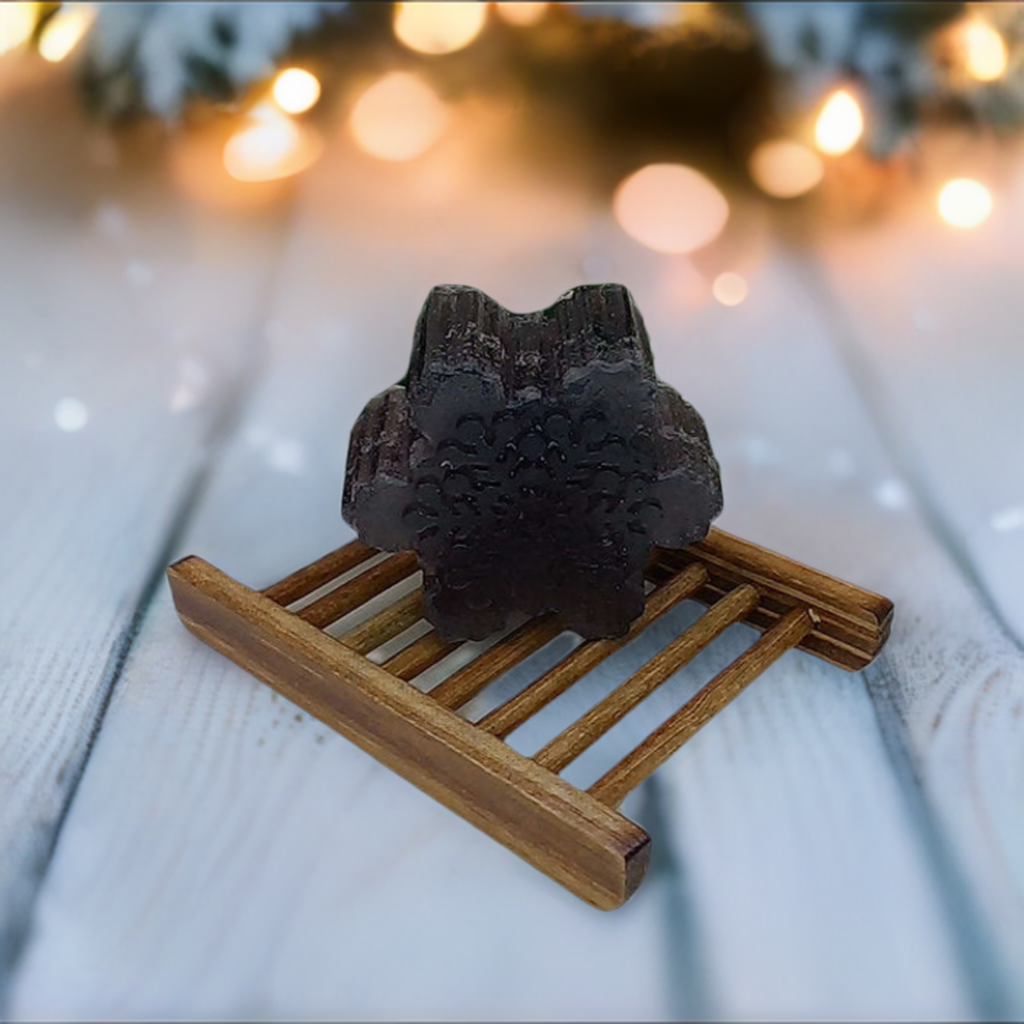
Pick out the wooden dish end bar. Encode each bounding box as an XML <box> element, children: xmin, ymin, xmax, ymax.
<box><xmin>167</xmin><ymin>528</ymin><xmax>892</xmax><ymax>910</ymax></box>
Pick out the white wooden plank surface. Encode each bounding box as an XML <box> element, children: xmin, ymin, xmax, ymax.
<box><xmin>8</xmin><ymin>102</ymin><xmax>999</xmax><ymax>1018</ymax></box>
<box><xmin>813</xmin><ymin>153</ymin><xmax>1024</xmax><ymax>644</ymax></box>
<box><xmin>7</xmin><ymin>116</ymin><xmax>676</xmax><ymax>1021</ymax></box>
<box><xmin>0</xmin><ymin>61</ymin><xmax>282</xmax><ymax>997</ymax></box>
<box><xmin>477</xmin><ymin>235</ymin><xmax>984</xmax><ymax>1020</ymax></box>
<box><xmin>805</xmin><ymin>171</ymin><xmax>1024</xmax><ymax>1012</ymax></box>
<box><xmin>610</xmin><ymin>238</ymin><xmax>1023</xmax><ymax>1019</ymax></box>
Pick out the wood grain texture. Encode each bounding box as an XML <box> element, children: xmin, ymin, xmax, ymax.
<box><xmin>816</xmin><ymin>183</ymin><xmax>1024</xmax><ymax>645</ymax></box>
<box><xmin>7</xmin><ymin>114</ymin><xmax>681</xmax><ymax>1021</ymax></box>
<box><xmin>589</xmin><ymin>607</ymin><xmax>814</xmax><ymax>807</ymax></box>
<box><xmin>10</xmin><ymin>96</ymin><xmax>1012</xmax><ymax>1020</ymax></box>
<box><xmin>169</xmin><ymin>556</ymin><xmax>650</xmax><ymax>909</ymax></box>
<box><xmin>477</xmin><ymin>562</ymin><xmax>709</xmax><ymax>738</ymax></box>
<box><xmin>262</xmin><ymin>539</ymin><xmax>375</xmax><ymax>605</ymax></box>
<box><xmin>0</xmin><ymin>62</ymin><xmax>282</xmax><ymax>998</ymax></box>
<box><xmin>297</xmin><ymin>552</ymin><xmax>418</xmax><ymax>629</ymax></box>
<box><xmin>339</xmin><ymin>589</ymin><xmax>425</xmax><ymax>655</ymax></box>
<box><xmin>382</xmin><ymin>631</ymin><xmax>461</xmax><ymax>681</ymax></box>
<box><xmin>811</xmin><ymin>191</ymin><xmax>1024</xmax><ymax>1007</ymax></box>
<box><xmin>534</xmin><ymin>584</ymin><xmax>760</xmax><ymax>774</ymax></box>
<box><xmin>623</xmin><ymin>240</ymin><xmax>1020</xmax><ymax>1018</ymax></box>
<box><xmin>653</xmin><ymin>528</ymin><xmax>892</xmax><ymax>670</ymax></box>
<box><xmin>429</xmin><ymin>615</ymin><xmax>565</xmax><ymax>710</ymax></box>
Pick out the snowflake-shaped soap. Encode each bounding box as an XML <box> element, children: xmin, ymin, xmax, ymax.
<box><xmin>343</xmin><ymin>284</ymin><xmax>722</xmax><ymax>641</ymax></box>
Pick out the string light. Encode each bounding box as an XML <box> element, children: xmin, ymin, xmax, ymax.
<box><xmin>614</xmin><ymin>164</ymin><xmax>729</xmax><ymax>255</ymax></box>
<box><xmin>272</xmin><ymin>68</ymin><xmax>321</xmax><ymax>115</ymax></box>
<box><xmin>393</xmin><ymin>2</ymin><xmax>487</xmax><ymax>55</ymax></box>
<box><xmin>38</xmin><ymin>4</ymin><xmax>95</xmax><ymax>63</ymax></box>
<box><xmin>0</xmin><ymin>3</ymin><xmax>37</xmax><ymax>56</ymax></box>
<box><xmin>494</xmin><ymin>3</ymin><xmax>547</xmax><ymax>27</ymax></box>
<box><xmin>749</xmin><ymin>140</ymin><xmax>824</xmax><ymax>198</ymax></box>
<box><xmin>349</xmin><ymin>71</ymin><xmax>450</xmax><ymax>162</ymax></box>
<box><xmin>712</xmin><ymin>272</ymin><xmax>748</xmax><ymax>307</ymax></box>
<box><xmin>962</xmin><ymin>19</ymin><xmax>1007</xmax><ymax>82</ymax></box>
<box><xmin>223</xmin><ymin>106</ymin><xmax>323</xmax><ymax>182</ymax></box>
<box><xmin>938</xmin><ymin>178</ymin><xmax>992</xmax><ymax>228</ymax></box>
<box><xmin>814</xmin><ymin>89</ymin><xmax>864</xmax><ymax>156</ymax></box>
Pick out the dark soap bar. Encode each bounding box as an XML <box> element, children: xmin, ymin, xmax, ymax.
<box><xmin>343</xmin><ymin>284</ymin><xmax>723</xmax><ymax>641</ymax></box>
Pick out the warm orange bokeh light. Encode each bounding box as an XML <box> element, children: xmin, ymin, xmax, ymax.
<box><xmin>393</xmin><ymin>2</ymin><xmax>487</xmax><ymax>55</ymax></box>
<box><xmin>0</xmin><ymin>3</ymin><xmax>38</xmax><ymax>56</ymax></box>
<box><xmin>962</xmin><ymin>19</ymin><xmax>1008</xmax><ymax>81</ymax></box>
<box><xmin>814</xmin><ymin>89</ymin><xmax>864</xmax><ymax>156</ymax></box>
<box><xmin>494</xmin><ymin>3</ymin><xmax>547</xmax><ymax>27</ymax></box>
<box><xmin>349</xmin><ymin>72</ymin><xmax>450</xmax><ymax>162</ymax></box>
<box><xmin>223</xmin><ymin>107</ymin><xmax>323</xmax><ymax>182</ymax></box>
<box><xmin>38</xmin><ymin>3</ymin><xmax>95</xmax><ymax>62</ymax></box>
<box><xmin>938</xmin><ymin>178</ymin><xmax>993</xmax><ymax>228</ymax></box>
<box><xmin>272</xmin><ymin>68</ymin><xmax>321</xmax><ymax>114</ymax></box>
<box><xmin>712</xmin><ymin>272</ymin><xmax>748</xmax><ymax>307</ymax></box>
<box><xmin>613</xmin><ymin>164</ymin><xmax>729</xmax><ymax>254</ymax></box>
<box><xmin>749</xmin><ymin>140</ymin><xmax>824</xmax><ymax>198</ymax></box>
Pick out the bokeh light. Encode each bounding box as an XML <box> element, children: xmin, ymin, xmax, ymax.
<box><xmin>38</xmin><ymin>4</ymin><xmax>95</xmax><ymax>63</ymax></box>
<box><xmin>393</xmin><ymin>2</ymin><xmax>487</xmax><ymax>55</ymax></box>
<box><xmin>712</xmin><ymin>272</ymin><xmax>748</xmax><ymax>307</ymax></box>
<box><xmin>749</xmin><ymin>140</ymin><xmax>824</xmax><ymax>198</ymax></box>
<box><xmin>349</xmin><ymin>72</ymin><xmax>450</xmax><ymax>162</ymax></box>
<box><xmin>814</xmin><ymin>89</ymin><xmax>864</xmax><ymax>156</ymax></box>
<box><xmin>0</xmin><ymin>3</ymin><xmax>37</xmax><ymax>56</ymax></box>
<box><xmin>272</xmin><ymin>68</ymin><xmax>321</xmax><ymax>115</ymax></box>
<box><xmin>494</xmin><ymin>3</ymin><xmax>547</xmax><ymax>27</ymax></box>
<box><xmin>613</xmin><ymin>164</ymin><xmax>729</xmax><ymax>255</ymax></box>
<box><xmin>223</xmin><ymin>107</ymin><xmax>323</xmax><ymax>182</ymax></box>
<box><xmin>937</xmin><ymin>178</ymin><xmax>992</xmax><ymax>228</ymax></box>
<box><xmin>962</xmin><ymin>19</ymin><xmax>1007</xmax><ymax>82</ymax></box>
<box><xmin>54</xmin><ymin>397</ymin><xmax>88</xmax><ymax>432</ymax></box>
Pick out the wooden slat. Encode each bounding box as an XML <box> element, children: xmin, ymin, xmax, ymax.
<box><xmin>534</xmin><ymin>584</ymin><xmax>760</xmax><ymax>774</ymax></box>
<box><xmin>589</xmin><ymin>607</ymin><xmax>814</xmax><ymax>808</ymax></box>
<box><xmin>297</xmin><ymin>552</ymin><xmax>418</xmax><ymax>629</ymax></box>
<box><xmin>383</xmin><ymin>631</ymin><xmax>460</xmax><ymax>681</ymax></box>
<box><xmin>168</xmin><ymin>556</ymin><xmax>651</xmax><ymax>910</ymax></box>
<box><xmin>653</xmin><ymin>528</ymin><xmax>892</xmax><ymax>670</ymax></box>
<box><xmin>339</xmin><ymin>590</ymin><xmax>425</xmax><ymax>655</ymax></box>
<box><xmin>262</xmin><ymin>540</ymin><xmax>377</xmax><ymax>606</ymax></box>
<box><xmin>477</xmin><ymin>563</ymin><xmax>708</xmax><ymax>738</ymax></box>
<box><xmin>429</xmin><ymin>615</ymin><xmax>564</xmax><ymax>711</ymax></box>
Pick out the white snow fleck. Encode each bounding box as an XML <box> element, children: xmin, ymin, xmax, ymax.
<box><xmin>991</xmin><ymin>506</ymin><xmax>1024</xmax><ymax>532</ymax></box>
<box><xmin>54</xmin><ymin>397</ymin><xmax>89</xmax><ymax>432</ymax></box>
<box><xmin>875</xmin><ymin>478</ymin><xmax>910</xmax><ymax>510</ymax></box>
<box><xmin>740</xmin><ymin>436</ymin><xmax>780</xmax><ymax>467</ymax></box>
<box><xmin>268</xmin><ymin>438</ymin><xmax>306</xmax><ymax>475</ymax></box>
<box><xmin>95</xmin><ymin>202</ymin><xmax>131</xmax><ymax>241</ymax></box>
<box><xmin>169</xmin><ymin>358</ymin><xmax>210</xmax><ymax>413</ymax></box>
<box><xmin>126</xmin><ymin>261</ymin><xmax>155</xmax><ymax>289</ymax></box>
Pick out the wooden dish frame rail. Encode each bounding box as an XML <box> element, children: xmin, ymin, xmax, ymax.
<box><xmin>167</xmin><ymin>528</ymin><xmax>893</xmax><ymax>910</ymax></box>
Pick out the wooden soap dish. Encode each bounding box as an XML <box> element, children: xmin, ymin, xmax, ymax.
<box><xmin>167</xmin><ymin>529</ymin><xmax>892</xmax><ymax>910</ymax></box>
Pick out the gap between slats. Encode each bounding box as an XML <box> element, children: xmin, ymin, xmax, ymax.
<box><xmin>533</xmin><ymin>583</ymin><xmax>760</xmax><ymax>774</ymax></box>
<box><xmin>588</xmin><ymin>607</ymin><xmax>814</xmax><ymax>807</ymax></box>
<box><xmin>261</xmin><ymin>544</ymin><xmax>818</xmax><ymax>805</ymax></box>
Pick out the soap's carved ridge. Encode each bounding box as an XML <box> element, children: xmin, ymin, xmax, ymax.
<box><xmin>343</xmin><ymin>284</ymin><xmax>722</xmax><ymax>642</ymax></box>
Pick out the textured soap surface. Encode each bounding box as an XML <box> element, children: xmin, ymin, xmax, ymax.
<box><xmin>343</xmin><ymin>284</ymin><xmax>722</xmax><ymax>641</ymax></box>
